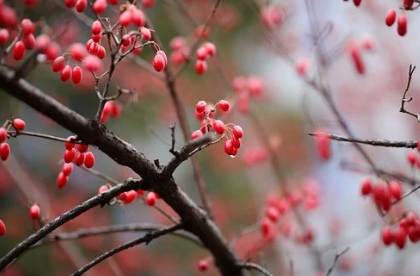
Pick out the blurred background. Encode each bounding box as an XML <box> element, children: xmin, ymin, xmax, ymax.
<box><xmin>1</xmin><ymin>0</ymin><xmax>420</xmax><ymax>275</ymax></box>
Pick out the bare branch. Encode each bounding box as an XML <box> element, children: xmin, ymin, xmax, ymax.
<box><xmin>163</xmin><ymin>133</ymin><xmax>215</xmax><ymax>177</ymax></box>
<box><xmin>32</xmin><ymin>223</ymin><xmax>201</xmax><ymax>248</ymax></box>
<box><xmin>70</xmin><ymin>224</ymin><xmax>183</xmax><ymax>276</ymax></box>
<box><xmin>240</xmin><ymin>262</ymin><xmax>275</xmax><ymax>276</ymax></box>
<box><xmin>399</xmin><ymin>64</ymin><xmax>418</xmax><ymax>120</ymax></box>
<box><xmin>308</xmin><ymin>133</ymin><xmax>417</xmax><ymax>149</ymax></box>
<box><xmin>325</xmin><ymin>247</ymin><xmax>350</xmax><ymax>276</ymax></box>
<box><xmin>0</xmin><ymin>179</ymin><xmax>143</xmax><ymax>270</ymax></box>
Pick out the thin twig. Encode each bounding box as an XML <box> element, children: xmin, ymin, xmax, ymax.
<box><xmin>308</xmin><ymin>133</ymin><xmax>417</xmax><ymax>149</ymax></box>
<box><xmin>32</xmin><ymin>223</ymin><xmax>201</xmax><ymax>248</ymax></box>
<box><xmin>240</xmin><ymin>262</ymin><xmax>275</xmax><ymax>276</ymax></box>
<box><xmin>325</xmin><ymin>247</ymin><xmax>350</xmax><ymax>276</ymax></box>
<box><xmin>70</xmin><ymin>224</ymin><xmax>183</xmax><ymax>276</ymax></box>
<box><xmin>399</xmin><ymin>64</ymin><xmax>418</xmax><ymax>120</ymax></box>
<box><xmin>7</xmin><ymin>130</ymin><xmax>85</xmax><ymax>144</ymax></box>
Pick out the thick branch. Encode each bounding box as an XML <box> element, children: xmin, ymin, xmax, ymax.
<box><xmin>308</xmin><ymin>133</ymin><xmax>417</xmax><ymax>148</ymax></box>
<box><xmin>70</xmin><ymin>224</ymin><xmax>183</xmax><ymax>276</ymax></box>
<box><xmin>0</xmin><ymin>65</ymin><xmax>244</xmax><ymax>276</ymax></box>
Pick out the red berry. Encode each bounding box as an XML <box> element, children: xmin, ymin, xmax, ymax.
<box><xmin>153</xmin><ymin>54</ymin><xmax>166</xmax><ymax>72</ymax></box>
<box><xmin>45</xmin><ymin>42</ymin><xmax>61</xmax><ymax>61</ymax></box>
<box><xmin>349</xmin><ymin>43</ymin><xmax>364</xmax><ymax>74</ymax></box>
<box><xmin>146</xmin><ymin>192</ymin><xmax>157</xmax><ymax>206</ymax></box>
<box><xmin>77</xmin><ymin>144</ymin><xmax>89</xmax><ymax>153</ymax></box>
<box><xmin>195</xmin><ymin>60</ymin><xmax>207</xmax><ymax>75</ymax></box>
<box><xmin>84</xmin><ymin>152</ymin><xmax>95</xmax><ymax>168</ymax></box>
<box><xmin>98</xmin><ymin>185</ymin><xmax>109</xmax><ymax>194</ymax></box>
<box><xmin>407</xmin><ymin>150</ymin><xmax>417</xmax><ymax>166</ymax></box>
<box><xmin>191</xmin><ymin>130</ymin><xmax>202</xmax><ymax>140</ymax></box>
<box><xmin>97</xmin><ymin>46</ymin><xmax>106</xmax><ymax>59</ymax></box>
<box><xmin>0</xmin><ymin>128</ymin><xmax>6</xmax><ymax>143</ymax></box>
<box><xmin>260</xmin><ymin>217</ymin><xmax>273</xmax><ymax>239</ymax></box>
<box><xmin>124</xmin><ymin>190</ymin><xmax>137</xmax><ymax>204</ymax></box>
<box><xmin>0</xmin><ymin>29</ymin><xmax>9</xmax><ymax>44</ymax></box>
<box><xmin>266</xmin><ymin>207</ymin><xmax>279</xmax><ymax>222</ymax></box>
<box><xmin>217</xmin><ymin>100</ymin><xmax>230</xmax><ymax>112</ymax></box>
<box><xmin>132</xmin><ymin>9</ymin><xmax>145</xmax><ymax>26</ymax></box>
<box><xmin>61</xmin><ymin>65</ymin><xmax>72</xmax><ymax>82</ymax></box>
<box><xmin>389</xmin><ymin>180</ymin><xmax>402</xmax><ymax>200</ymax></box>
<box><xmin>196</xmin><ymin>101</ymin><xmax>207</xmax><ymax>113</ymax></box>
<box><xmin>157</xmin><ymin>50</ymin><xmax>167</xmax><ymax>66</ymax></box>
<box><xmin>397</xmin><ymin>14</ymin><xmax>407</xmax><ymax>36</ymax></box>
<box><xmin>394</xmin><ymin>226</ymin><xmax>407</xmax><ymax>249</ymax></box>
<box><xmin>92</xmin><ymin>0</ymin><xmax>107</xmax><ymax>14</ymax></box>
<box><xmin>204</xmin><ymin>42</ymin><xmax>216</xmax><ymax>56</ymax></box>
<box><xmin>0</xmin><ymin>219</ymin><xmax>6</xmax><ymax>236</ymax></box>
<box><xmin>76</xmin><ymin>0</ymin><xmax>87</xmax><ymax>12</ymax></box>
<box><xmin>224</xmin><ymin>140</ymin><xmax>235</xmax><ymax>155</ymax></box>
<box><xmin>136</xmin><ymin>189</ymin><xmax>144</xmax><ymax>196</ymax></box>
<box><xmin>22</xmin><ymin>34</ymin><xmax>36</xmax><ymax>50</ymax></box>
<box><xmin>62</xmin><ymin>163</ymin><xmax>74</xmax><ymax>176</ymax></box>
<box><xmin>381</xmin><ymin>226</ymin><xmax>393</xmax><ymax>246</ymax></box>
<box><xmin>65</xmin><ymin>136</ymin><xmax>76</xmax><ymax>150</ymax></box>
<box><xmin>140</xmin><ymin>27</ymin><xmax>151</xmax><ymax>40</ymax></box>
<box><xmin>212</xmin><ymin>120</ymin><xmax>225</xmax><ymax>135</ymax></box>
<box><xmin>91</xmin><ymin>20</ymin><xmax>102</xmax><ymax>35</ymax></box>
<box><xmin>72</xmin><ymin>66</ymin><xmax>82</xmax><ymax>84</ymax></box>
<box><xmin>232</xmin><ymin>125</ymin><xmax>243</xmax><ymax>138</ymax></box>
<box><xmin>295</xmin><ymin>58</ymin><xmax>310</xmax><ymax>76</ymax></box>
<box><xmin>13</xmin><ymin>41</ymin><xmax>25</xmax><ymax>60</ymax></box>
<box><xmin>0</xmin><ymin>143</ymin><xmax>10</xmax><ymax>161</ymax></box>
<box><xmin>13</xmin><ymin>118</ymin><xmax>26</xmax><ymax>131</ymax></box>
<box><xmin>353</xmin><ymin>0</ymin><xmax>361</xmax><ymax>6</ymax></box>
<box><xmin>64</xmin><ymin>148</ymin><xmax>76</xmax><ymax>163</ymax></box>
<box><xmin>29</xmin><ymin>204</ymin><xmax>40</xmax><ymax>220</ymax></box>
<box><xmin>53</xmin><ymin>56</ymin><xmax>65</xmax><ymax>73</ymax></box>
<box><xmin>197</xmin><ymin>260</ymin><xmax>208</xmax><ymax>272</ymax></box>
<box><xmin>360</xmin><ymin>178</ymin><xmax>372</xmax><ymax>196</ymax></box>
<box><xmin>89</xmin><ymin>42</ymin><xmax>99</xmax><ymax>55</ymax></box>
<box><xmin>142</xmin><ymin>0</ymin><xmax>155</xmax><ymax>8</ymax></box>
<box><xmin>231</xmin><ymin>136</ymin><xmax>241</xmax><ymax>149</ymax></box>
<box><xmin>57</xmin><ymin>172</ymin><xmax>68</xmax><ymax>188</ymax></box>
<box><xmin>119</xmin><ymin>11</ymin><xmax>133</xmax><ymax>27</ymax></box>
<box><xmin>196</xmin><ymin>47</ymin><xmax>208</xmax><ymax>60</ymax></box>
<box><xmin>385</xmin><ymin>9</ymin><xmax>396</xmax><ymax>27</ymax></box>
<box><xmin>21</xmin><ymin>19</ymin><xmax>35</xmax><ymax>35</ymax></box>
<box><xmin>83</xmin><ymin>55</ymin><xmax>103</xmax><ymax>72</ymax></box>
<box><xmin>65</xmin><ymin>0</ymin><xmax>77</xmax><ymax>8</ymax></box>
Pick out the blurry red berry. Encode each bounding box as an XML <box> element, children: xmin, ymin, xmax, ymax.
<box><xmin>13</xmin><ymin>118</ymin><xmax>26</xmax><ymax>131</ymax></box>
<box><xmin>29</xmin><ymin>204</ymin><xmax>41</xmax><ymax>220</ymax></box>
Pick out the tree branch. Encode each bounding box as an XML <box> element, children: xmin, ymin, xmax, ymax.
<box><xmin>70</xmin><ymin>224</ymin><xmax>183</xmax><ymax>276</ymax></box>
<box><xmin>325</xmin><ymin>247</ymin><xmax>350</xmax><ymax>276</ymax></box>
<box><xmin>240</xmin><ymin>262</ymin><xmax>275</xmax><ymax>276</ymax></box>
<box><xmin>32</xmin><ymin>223</ymin><xmax>201</xmax><ymax>248</ymax></box>
<box><xmin>308</xmin><ymin>133</ymin><xmax>417</xmax><ymax>148</ymax></box>
<box><xmin>0</xmin><ymin>179</ymin><xmax>143</xmax><ymax>270</ymax></box>
<box><xmin>0</xmin><ymin>65</ymin><xmax>244</xmax><ymax>276</ymax></box>
<box><xmin>399</xmin><ymin>64</ymin><xmax>418</xmax><ymax>120</ymax></box>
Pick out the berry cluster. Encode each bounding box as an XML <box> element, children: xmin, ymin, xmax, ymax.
<box><xmin>259</xmin><ymin>180</ymin><xmax>320</xmax><ymax>244</ymax></box>
<box><xmin>58</xmin><ymin>137</ymin><xmax>95</xmax><ymax>188</ymax></box>
<box><xmin>11</xmin><ymin>19</ymin><xmax>37</xmax><ymax>60</ymax></box>
<box><xmin>360</xmin><ymin>178</ymin><xmax>402</xmax><ymax>212</ymax></box>
<box><xmin>243</xmin><ymin>147</ymin><xmax>268</xmax><ymax>166</ymax></box>
<box><xmin>100</xmin><ymin>101</ymin><xmax>121</xmax><ymax>123</ymax></box>
<box><xmin>231</xmin><ymin>76</ymin><xmax>264</xmax><ymax>114</ymax></box>
<box><xmin>169</xmin><ymin>37</ymin><xmax>189</xmax><ymax>67</ymax></box>
<box><xmin>0</xmin><ymin>118</ymin><xmax>26</xmax><ymax>161</ymax></box>
<box><xmin>195</xmin><ymin>42</ymin><xmax>217</xmax><ymax>75</ymax></box>
<box><xmin>381</xmin><ymin>211</ymin><xmax>420</xmax><ymax>249</ymax></box>
<box><xmin>385</xmin><ymin>10</ymin><xmax>407</xmax><ymax>36</ymax></box>
<box><xmin>192</xmin><ymin>100</ymin><xmax>244</xmax><ymax>157</ymax></box>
